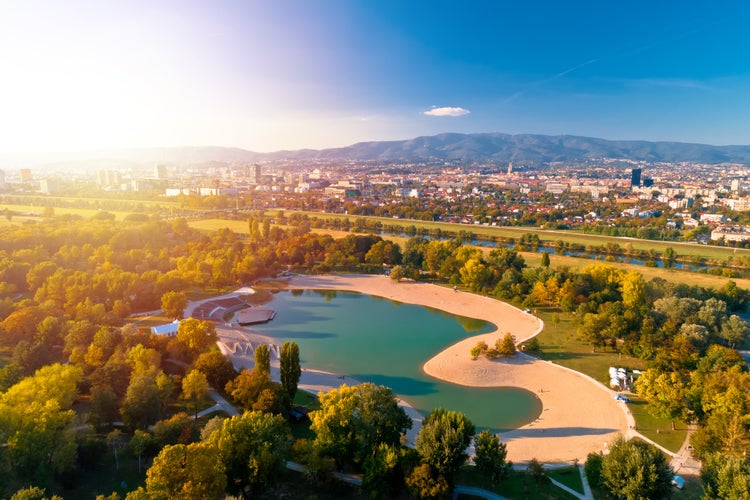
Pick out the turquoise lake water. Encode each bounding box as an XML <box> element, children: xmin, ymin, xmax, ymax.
<box><xmin>252</xmin><ymin>289</ymin><xmax>541</xmax><ymax>431</ymax></box>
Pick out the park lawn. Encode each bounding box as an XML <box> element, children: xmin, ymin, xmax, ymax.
<box><xmin>289</xmin><ymin>390</ymin><xmax>321</xmax><ymax>441</ymax></box>
<box><xmin>531</xmin><ymin>311</ymin><xmax>691</xmax><ymax>452</ymax></box>
<box><xmin>546</xmin><ymin>466</ymin><xmax>584</xmax><ymax>494</ymax></box>
<box><xmin>457</xmin><ymin>467</ymin><xmax>580</xmax><ymax>500</ymax></box>
<box><xmin>521</xmin><ymin>250</ymin><xmax>750</xmax><ymax>290</ymax></box>
<box><xmin>531</xmin><ymin>310</ymin><xmax>647</xmax><ymax>386</ymax></box>
<box><xmin>0</xmin><ymin>203</ymin><xmax>140</xmax><ymax>221</ymax></box>
<box><xmin>628</xmin><ymin>396</ymin><xmax>687</xmax><ymax>453</ymax></box>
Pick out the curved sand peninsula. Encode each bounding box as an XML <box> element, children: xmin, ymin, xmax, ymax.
<box><xmin>287</xmin><ymin>274</ymin><xmax>629</xmax><ymax>463</ymax></box>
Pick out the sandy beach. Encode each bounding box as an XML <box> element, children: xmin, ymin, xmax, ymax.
<box><xmin>281</xmin><ymin>274</ymin><xmax>630</xmax><ymax>463</ymax></box>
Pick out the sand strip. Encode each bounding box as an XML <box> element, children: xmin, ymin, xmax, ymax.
<box><xmin>283</xmin><ymin>274</ymin><xmax>629</xmax><ymax>463</ymax></box>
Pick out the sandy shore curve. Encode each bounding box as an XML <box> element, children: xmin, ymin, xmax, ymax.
<box><xmin>284</xmin><ymin>274</ymin><xmax>629</xmax><ymax>463</ymax></box>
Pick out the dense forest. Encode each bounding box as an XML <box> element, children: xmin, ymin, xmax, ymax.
<box><xmin>0</xmin><ymin>212</ymin><xmax>748</xmax><ymax>498</ymax></box>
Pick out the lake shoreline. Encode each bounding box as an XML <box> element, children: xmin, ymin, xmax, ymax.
<box><xmin>282</xmin><ymin>273</ymin><xmax>629</xmax><ymax>463</ymax></box>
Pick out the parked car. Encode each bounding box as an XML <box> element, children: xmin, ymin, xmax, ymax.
<box><xmin>614</xmin><ymin>394</ymin><xmax>631</xmax><ymax>403</ymax></box>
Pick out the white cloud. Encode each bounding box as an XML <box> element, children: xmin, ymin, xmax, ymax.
<box><xmin>423</xmin><ymin>106</ymin><xmax>470</xmax><ymax>117</ymax></box>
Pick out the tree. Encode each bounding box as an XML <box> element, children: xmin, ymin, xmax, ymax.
<box><xmin>280</xmin><ymin>341</ymin><xmax>301</xmax><ymax>400</ymax></box>
<box><xmin>719</xmin><ymin>314</ymin><xmax>748</xmax><ymax>348</ymax></box>
<box><xmin>254</xmin><ymin>343</ymin><xmax>271</xmax><ymax>375</ymax></box>
<box><xmin>414</xmin><ymin>408</ymin><xmax>475</xmax><ymax>485</ymax></box>
<box><xmin>635</xmin><ymin>369</ymin><xmax>689</xmax><ymax>430</ymax></box>
<box><xmin>473</xmin><ymin>430</ymin><xmax>510</xmax><ymax>486</ymax></box>
<box><xmin>662</xmin><ymin>247</ymin><xmax>676</xmax><ymax>268</ymax></box>
<box><xmin>182</xmin><ymin>369</ymin><xmax>209</xmax><ymax>417</ymax></box>
<box><xmin>701</xmin><ymin>452</ymin><xmax>750</xmax><ymax>500</ymax></box>
<box><xmin>194</xmin><ymin>350</ymin><xmax>238</xmax><ymax>390</ymax></box>
<box><xmin>226</xmin><ymin>368</ymin><xmax>273</xmax><ymax>409</ymax></box>
<box><xmin>89</xmin><ymin>385</ymin><xmax>120</xmax><ymax>428</ymax></box>
<box><xmin>495</xmin><ymin>332</ymin><xmax>516</xmax><ymax>357</ymax></box>
<box><xmin>600</xmin><ymin>435</ymin><xmax>673</xmax><ymax>500</ymax></box>
<box><xmin>389</xmin><ymin>265</ymin><xmax>405</xmax><ymax>282</ymax></box>
<box><xmin>122</xmin><ymin>375</ymin><xmax>162</xmax><ymax>429</ymax></box>
<box><xmin>540</xmin><ymin>251</ymin><xmax>550</xmax><ymax>268</ymax></box>
<box><xmin>204</xmin><ymin>410</ymin><xmax>292</xmax><ymax>497</ymax></box>
<box><xmin>153</xmin><ymin>412</ymin><xmax>197</xmax><ymax>447</ymax></box>
<box><xmin>160</xmin><ymin>291</ymin><xmax>187</xmax><ymax>320</ymax></box>
<box><xmin>310</xmin><ymin>383</ymin><xmax>412</xmax><ymax>468</ymax></box>
<box><xmin>405</xmin><ymin>463</ymin><xmax>449</xmax><ymax>500</ymax></box>
<box><xmin>130</xmin><ymin>430</ymin><xmax>155</xmax><ymax>473</ymax></box>
<box><xmin>362</xmin><ymin>443</ymin><xmax>407</xmax><ymax>499</ymax></box>
<box><xmin>176</xmin><ymin>318</ymin><xmax>218</xmax><ymax>359</ymax></box>
<box><xmin>10</xmin><ymin>487</ymin><xmax>63</xmax><ymax>500</ymax></box>
<box><xmin>145</xmin><ymin>442</ymin><xmax>226</xmax><ymax>499</ymax></box>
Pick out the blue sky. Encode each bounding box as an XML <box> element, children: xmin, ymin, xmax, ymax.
<box><xmin>1</xmin><ymin>1</ymin><xmax>749</xmax><ymax>152</ymax></box>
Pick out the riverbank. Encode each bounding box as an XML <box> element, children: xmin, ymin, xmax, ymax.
<box><xmin>283</xmin><ymin>274</ymin><xmax>629</xmax><ymax>463</ymax></box>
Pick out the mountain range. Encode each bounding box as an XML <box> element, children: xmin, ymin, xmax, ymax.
<box><xmin>4</xmin><ymin>133</ymin><xmax>750</xmax><ymax>169</ymax></box>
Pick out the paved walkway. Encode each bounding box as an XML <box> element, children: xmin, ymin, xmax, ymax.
<box><xmin>196</xmin><ymin>388</ymin><xmax>240</xmax><ymax>418</ymax></box>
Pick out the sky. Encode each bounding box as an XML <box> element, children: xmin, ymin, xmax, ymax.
<box><xmin>1</xmin><ymin>0</ymin><xmax>750</xmax><ymax>153</ymax></box>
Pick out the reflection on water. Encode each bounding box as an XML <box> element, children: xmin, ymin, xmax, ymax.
<box><xmin>252</xmin><ymin>290</ymin><xmax>542</xmax><ymax>431</ymax></box>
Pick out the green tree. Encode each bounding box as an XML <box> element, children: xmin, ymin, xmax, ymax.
<box><xmin>635</xmin><ymin>369</ymin><xmax>689</xmax><ymax>430</ymax></box>
<box><xmin>176</xmin><ymin>318</ymin><xmax>218</xmax><ymax>359</ymax></box>
<box><xmin>182</xmin><ymin>369</ymin><xmax>209</xmax><ymax>417</ymax></box>
<box><xmin>414</xmin><ymin>408</ymin><xmax>475</xmax><ymax>485</ymax></box>
<box><xmin>130</xmin><ymin>430</ymin><xmax>155</xmax><ymax>474</ymax></box>
<box><xmin>473</xmin><ymin>429</ymin><xmax>510</xmax><ymax>485</ymax></box>
<box><xmin>194</xmin><ymin>350</ymin><xmax>238</xmax><ymax>390</ymax></box>
<box><xmin>389</xmin><ymin>265</ymin><xmax>405</xmax><ymax>282</ymax></box>
<box><xmin>160</xmin><ymin>291</ymin><xmax>187</xmax><ymax>320</ymax></box>
<box><xmin>89</xmin><ymin>384</ymin><xmax>121</xmax><ymax>428</ymax></box>
<box><xmin>254</xmin><ymin>343</ymin><xmax>271</xmax><ymax>375</ymax></box>
<box><xmin>122</xmin><ymin>375</ymin><xmax>162</xmax><ymax>429</ymax></box>
<box><xmin>662</xmin><ymin>247</ymin><xmax>676</xmax><ymax>268</ymax></box>
<box><xmin>405</xmin><ymin>463</ymin><xmax>449</xmax><ymax>500</ymax></box>
<box><xmin>145</xmin><ymin>442</ymin><xmax>226</xmax><ymax>499</ymax></box>
<box><xmin>226</xmin><ymin>368</ymin><xmax>273</xmax><ymax>409</ymax></box>
<box><xmin>701</xmin><ymin>452</ymin><xmax>750</xmax><ymax>500</ymax></box>
<box><xmin>310</xmin><ymin>383</ymin><xmax>412</xmax><ymax>468</ymax></box>
<box><xmin>10</xmin><ymin>487</ymin><xmax>63</xmax><ymax>500</ymax></box>
<box><xmin>495</xmin><ymin>332</ymin><xmax>516</xmax><ymax>357</ymax></box>
<box><xmin>362</xmin><ymin>443</ymin><xmax>407</xmax><ymax>499</ymax></box>
<box><xmin>204</xmin><ymin>410</ymin><xmax>292</xmax><ymax>497</ymax></box>
<box><xmin>540</xmin><ymin>251</ymin><xmax>550</xmax><ymax>268</ymax></box>
<box><xmin>280</xmin><ymin>341</ymin><xmax>301</xmax><ymax>400</ymax></box>
<box><xmin>600</xmin><ymin>435</ymin><xmax>673</xmax><ymax>500</ymax></box>
<box><xmin>719</xmin><ymin>314</ymin><xmax>748</xmax><ymax>348</ymax></box>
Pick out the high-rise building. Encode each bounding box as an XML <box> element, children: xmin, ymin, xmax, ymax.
<box><xmin>19</xmin><ymin>168</ymin><xmax>32</xmax><ymax>182</ymax></box>
<box><xmin>507</xmin><ymin>162</ymin><xmax>513</xmax><ymax>175</ymax></box>
<box><xmin>155</xmin><ymin>163</ymin><xmax>168</xmax><ymax>180</ymax></box>
<box><xmin>254</xmin><ymin>164</ymin><xmax>261</xmax><ymax>183</ymax></box>
<box><xmin>630</xmin><ymin>168</ymin><xmax>642</xmax><ymax>187</ymax></box>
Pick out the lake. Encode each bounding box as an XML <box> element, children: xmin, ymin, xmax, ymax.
<box><xmin>251</xmin><ymin>289</ymin><xmax>542</xmax><ymax>431</ymax></box>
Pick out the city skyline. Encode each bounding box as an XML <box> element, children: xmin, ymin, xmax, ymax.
<box><xmin>2</xmin><ymin>1</ymin><xmax>750</xmax><ymax>154</ymax></box>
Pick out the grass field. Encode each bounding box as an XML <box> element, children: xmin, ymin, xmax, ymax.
<box><xmin>627</xmin><ymin>396</ymin><xmax>688</xmax><ymax>453</ymax></box>
<box><xmin>531</xmin><ymin>310</ymin><xmax>648</xmax><ymax>385</ymax></box>
<box><xmin>458</xmin><ymin>467</ymin><xmax>580</xmax><ymax>499</ymax></box>
<box><xmin>546</xmin><ymin>466</ymin><xmax>584</xmax><ymax>494</ymax></box>
<box><xmin>0</xmin><ymin>203</ymin><xmax>142</xmax><ymax>221</ymax></box>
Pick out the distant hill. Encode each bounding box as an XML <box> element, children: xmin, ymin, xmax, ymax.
<box><xmin>4</xmin><ymin>133</ymin><xmax>750</xmax><ymax>169</ymax></box>
<box><xmin>282</xmin><ymin>133</ymin><xmax>750</xmax><ymax>164</ymax></box>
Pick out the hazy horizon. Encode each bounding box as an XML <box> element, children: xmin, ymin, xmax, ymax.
<box><xmin>2</xmin><ymin>1</ymin><xmax>749</xmax><ymax>154</ymax></box>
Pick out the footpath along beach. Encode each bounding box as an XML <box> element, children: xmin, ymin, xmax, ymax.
<box><xmin>278</xmin><ymin>274</ymin><xmax>629</xmax><ymax>463</ymax></box>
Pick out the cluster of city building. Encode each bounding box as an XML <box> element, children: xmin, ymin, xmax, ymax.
<box><xmin>2</xmin><ymin>156</ymin><xmax>750</xmax><ymax>241</ymax></box>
